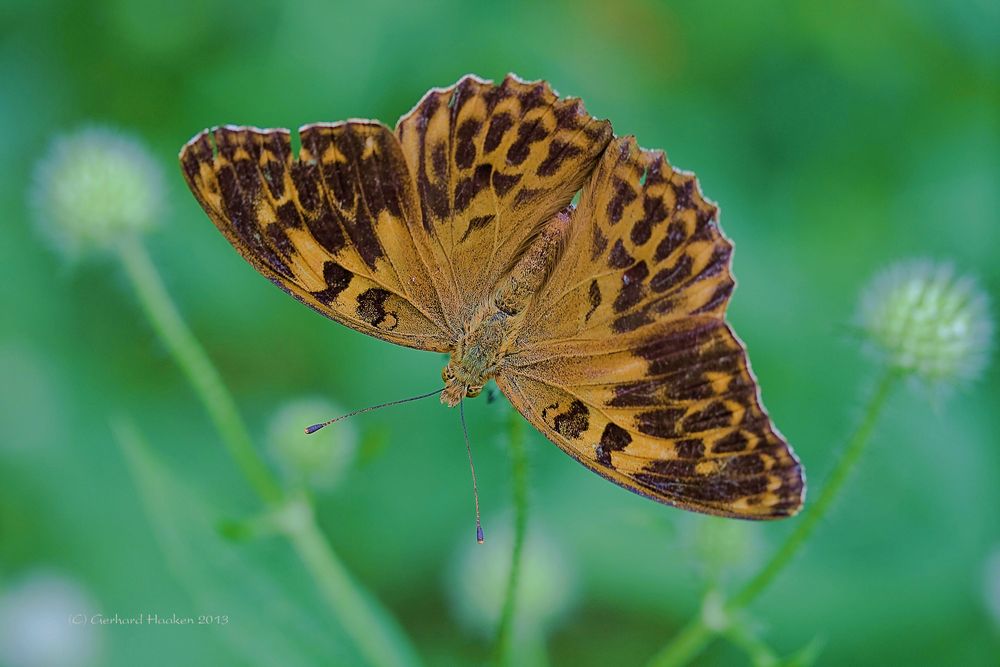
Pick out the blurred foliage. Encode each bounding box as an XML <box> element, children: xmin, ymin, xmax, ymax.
<box><xmin>1</xmin><ymin>1</ymin><xmax>998</xmax><ymax>665</ymax></box>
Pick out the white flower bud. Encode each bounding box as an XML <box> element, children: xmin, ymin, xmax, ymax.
<box><xmin>267</xmin><ymin>397</ymin><xmax>358</xmax><ymax>492</ymax></box>
<box><xmin>858</xmin><ymin>260</ymin><xmax>993</xmax><ymax>384</ymax></box>
<box><xmin>0</xmin><ymin>570</ymin><xmax>101</xmax><ymax>667</ymax></box>
<box><xmin>685</xmin><ymin>516</ymin><xmax>759</xmax><ymax>582</ymax></box>
<box><xmin>31</xmin><ymin>127</ymin><xmax>165</xmax><ymax>259</ymax></box>
<box><xmin>445</xmin><ymin>520</ymin><xmax>577</xmax><ymax>638</ymax></box>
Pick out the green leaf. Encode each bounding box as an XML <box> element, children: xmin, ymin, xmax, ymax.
<box><xmin>113</xmin><ymin>418</ymin><xmax>364</xmax><ymax>666</ymax></box>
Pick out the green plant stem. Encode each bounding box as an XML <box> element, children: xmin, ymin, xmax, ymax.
<box><xmin>649</xmin><ymin>621</ymin><xmax>714</xmax><ymax>667</ymax></box>
<box><xmin>722</xmin><ymin>622</ymin><xmax>778</xmax><ymax>667</ymax></box>
<box><xmin>494</xmin><ymin>408</ymin><xmax>528</xmax><ymax>666</ymax></box>
<box><xmin>730</xmin><ymin>367</ymin><xmax>900</xmax><ymax>608</ymax></box>
<box><xmin>115</xmin><ymin>238</ymin><xmax>420</xmax><ymax>667</ymax></box>
<box><xmin>278</xmin><ymin>495</ymin><xmax>422</xmax><ymax>667</ymax></box>
<box><xmin>648</xmin><ymin>367</ymin><xmax>901</xmax><ymax>667</ymax></box>
<box><xmin>116</xmin><ymin>238</ymin><xmax>282</xmax><ymax>504</ymax></box>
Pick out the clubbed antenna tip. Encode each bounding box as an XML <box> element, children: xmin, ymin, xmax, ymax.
<box><xmin>303</xmin><ymin>387</ymin><xmax>444</xmax><ymax>436</ymax></box>
<box><xmin>460</xmin><ymin>400</ymin><xmax>485</xmax><ymax>545</ymax></box>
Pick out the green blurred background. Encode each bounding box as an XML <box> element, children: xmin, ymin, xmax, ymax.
<box><xmin>2</xmin><ymin>1</ymin><xmax>998</xmax><ymax>665</ymax></box>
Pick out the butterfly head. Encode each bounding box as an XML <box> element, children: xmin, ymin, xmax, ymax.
<box><xmin>440</xmin><ymin>363</ymin><xmax>484</xmax><ymax>407</ymax></box>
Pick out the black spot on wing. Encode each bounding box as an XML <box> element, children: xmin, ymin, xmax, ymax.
<box><xmin>650</xmin><ymin>255</ymin><xmax>693</xmax><ymax>293</ymax></box>
<box><xmin>613</xmin><ymin>261</ymin><xmax>649</xmax><ymax>312</ymax></box>
<box><xmin>492</xmin><ymin>170</ymin><xmax>521</xmax><ymax>197</ymax></box>
<box><xmin>675</xmin><ymin>438</ymin><xmax>706</xmax><ymax>459</ymax></box>
<box><xmin>460</xmin><ymin>214</ymin><xmax>496</xmax><ymax>242</ymax></box>
<box><xmin>612</xmin><ymin>308</ymin><xmax>654</xmax><ymax>334</ymax></box>
<box><xmin>725</xmin><ymin>453</ymin><xmax>765</xmax><ymax>476</ymax></box>
<box><xmin>608</xmin><ymin>239</ymin><xmax>633</xmax><ymax>269</ymax></box>
<box><xmin>454</xmin><ymin>163</ymin><xmax>492</xmax><ymax>213</ymax></box>
<box><xmin>644</xmin><ymin>459</ymin><xmax>698</xmax><ymax>478</ymax></box>
<box><xmin>585</xmin><ymin>280</ymin><xmax>601</xmax><ymax>322</ymax></box>
<box><xmin>554</xmin><ymin>400</ymin><xmax>589</xmax><ymax>439</ymax></box>
<box><xmin>330</xmin><ymin>128</ymin><xmax>386</xmax><ymax>270</ymax></box>
<box><xmin>591</xmin><ymin>225</ymin><xmax>609</xmax><ymax>260</ymax></box>
<box><xmin>454</xmin><ymin>118</ymin><xmax>481</xmax><ymax>169</ymax></box>
<box><xmin>606</xmin><ymin>178</ymin><xmax>637</xmax><ymax>224</ymax></box>
<box><xmin>506</xmin><ymin>123</ymin><xmax>548</xmax><ymax>166</ymax></box>
<box><xmin>635</xmin><ymin>407</ymin><xmax>685</xmax><ymax>438</ymax></box>
<box><xmin>595</xmin><ymin>422</ymin><xmax>632</xmax><ymax>467</ymax></box>
<box><xmin>311</xmin><ymin>260</ymin><xmax>352</xmax><ymax>304</ymax></box>
<box><xmin>653</xmin><ymin>221</ymin><xmax>687</xmax><ymax>264</ymax></box>
<box><xmin>261</xmin><ymin>157</ymin><xmax>286</xmax><ymax>199</ymax></box>
<box><xmin>275</xmin><ymin>201</ymin><xmax>303</xmax><ymax>230</ymax></box>
<box><xmin>214</xmin><ymin>157</ymin><xmax>292</xmax><ymax>279</ymax></box>
<box><xmin>290</xmin><ymin>161</ymin><xmax>322</xmax><ymax>211</ymax></box>
<box><xmin>712</xmin><ymin>431</ymin><xmax>748</xmax><ymax>454</ymax></box>
<box><xmin>672</xmin><ymin>178</ymin><xmax>694</xmax><ymax>210</ymax></box>
<box><xmin>265</xmin><ymin>223</ymin><xmax>294</xmax><ymax>257</ymax></box>
<box><xmin>631</xmin><ymin>194</ymin><xmax>669</xmax><ymax>246</ymax></box>
<box><xmin>356</xmin><ymin>287</ymin><xmax>398</xmax><ymax>330</ymax></box>
<box><xmin>692</xmin><ymin>280</ymin><xmax>735</xmax><ymax>314</ymax></box>
<box><xmin>691</xmin><ymin>244</ymin><xmax>732</xmax><ymax>284</ymax></box>
<box><xmin>537</xmin><ymin>140</ymin><xmax>583</xmax><ymax>177</ymax></box>
<box><xmin>484</xmin><ymin>112</ymin><xmax>514</xmax><ymax>153</ymax></box>
<box><xmin>632</xmin><ymin>472</ymin><xmax>768</xmax><ymax>503</ymax></box>
<box><xmin>682</xmin><ymin>401</ymin><xmax>734</xmax><ymax>433</ymax></box>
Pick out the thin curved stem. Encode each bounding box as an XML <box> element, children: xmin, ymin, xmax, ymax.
<box><xmin>115</xmin><ymin>238</ymin><xmax>421</xmax><ymax>667</ymax></box>
<box><xmin>116</xmin><ymin>238</ymin><xmax>282</xmax><ymax>503</ymax></box>
<box><xmin>647</xmin><ymin>367</ymin><xmax>901</xmax><ymax>667</ymax></box>
<box><xmin>493</xmin><ymin>408</ymin><xmax>529</xmax><ymax>666</ymax></box>
<box><xmin>278</xmin><ymin>495</ymin><xmax>423</xmax><ymax>667</ymax></box>
<box><xmin>648</xmin><ymin>619</ymin><xmax>715</xmax><ymax>667</ymax></box>
<box><xmin>729</xmin><ymin>367</ymin><xmax>900</xmax><ymax>608</ymax></box>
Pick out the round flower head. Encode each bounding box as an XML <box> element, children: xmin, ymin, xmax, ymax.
<box><xmin>857</xmin><ymin>260</ymin><xmax>993</xmax><ymax>385</ymax></box>
<box><xmin>686</xmin><ymin>516</ymin><xmax>759</xmax><ymax>584</ymax></box>
<box><xmin>31</xmin><ymin>127</ymin><xmax>165</xmax><ymax>259</ymax></box>
<box><xmin>445</xmin><ymin>520</ymin><xmax>577</xmax><ymax>638</ymax></box>
<box><xmin>267</xmin><ymin>397</ymin><xmax>358</xmax><ymax>492</ymax></box>
<box><xmin>0</xmin><ymin>570</ymin><xmax>101</xmax><ymax>667</ymax></box>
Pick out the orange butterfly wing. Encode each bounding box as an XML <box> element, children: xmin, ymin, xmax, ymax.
<box><xmin>180</xmin><ymin>74</ymin><xmax>612</xmax><ymax>351</ymax></box>
<box><xmin>180</xmin><ymin>123</ymin><xmax>454</xmax><ymax>352</ymax></box>
<box><xmin>396</xmin><ymin>74</ymin><xmax>612</xmax><ymax>322</ymax></box>
<box><xmin>499</xmin><ymin>137</ymin><xmax>804</xmax><ymax>518</ymax></box>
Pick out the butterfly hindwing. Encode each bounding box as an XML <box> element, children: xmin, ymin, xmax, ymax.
<box><xmin>500</xmin><ymin>137</ymin><xmax>804</xmax><ymax>518</ymax></box>
<box><xmin>180</xmin><ymin>123</ymin><xmax>454</xmax><ymax>352</ymax></box>
<box><xmin>500</xmin><ymin>319</ymin><xmax>803</xmax><ymax>517</ymax></box>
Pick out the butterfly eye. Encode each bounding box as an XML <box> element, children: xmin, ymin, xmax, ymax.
<box><xmin>442</xmin><ymin>366</ymin><xmax>455</xmax><ymax>382</ymax></box>
<box><xmin>466</xmin><ymin>385</ymin><xmax>483</xmax><ymax>398</ymax></box>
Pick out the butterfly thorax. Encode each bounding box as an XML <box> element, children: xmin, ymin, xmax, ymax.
<box><xmin>441</xmin><ymin>212</ymin><xmax>571</xmax><ymax>407</ymax></box>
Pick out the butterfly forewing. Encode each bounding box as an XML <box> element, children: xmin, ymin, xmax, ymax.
<box><xmin>395</xmin><ymin>74</ymin><xmax>613</xmax><ymax>321</ymax></box>
<box><xmin>500</xmin><ymin>137</ymin><xmax>804</xmax><ymax>518</ymax></box>
<box><xmin>180</xmin><ymin>123</ymin><xmax>453</xmax><ymax>352</ymax></box>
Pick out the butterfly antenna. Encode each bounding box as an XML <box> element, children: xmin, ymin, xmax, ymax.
<box><xmin>460</xmin><ymin>400</ymin><xmax>485</xmax><ymax>544</ymax></box>
<box><xmin>304</xmin><ymin>388</ymin><xmax>444</xmax><ymax>434</ymax></box>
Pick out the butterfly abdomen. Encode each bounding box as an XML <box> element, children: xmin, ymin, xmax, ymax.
<box><xmin>494</xmin><ymin>209</ymin><xmax>572</xmax><ymax>317</ymax></box>
<box><xmin>442</xmin><ymin>210</ymin><xmax>574</xmax><ymax>406</ymax></box>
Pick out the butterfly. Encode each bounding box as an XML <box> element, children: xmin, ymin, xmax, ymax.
<box><xmin>179</xmin><ymin>74</ymin><xmax>804</xmax><ymax>520</ymax></box>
